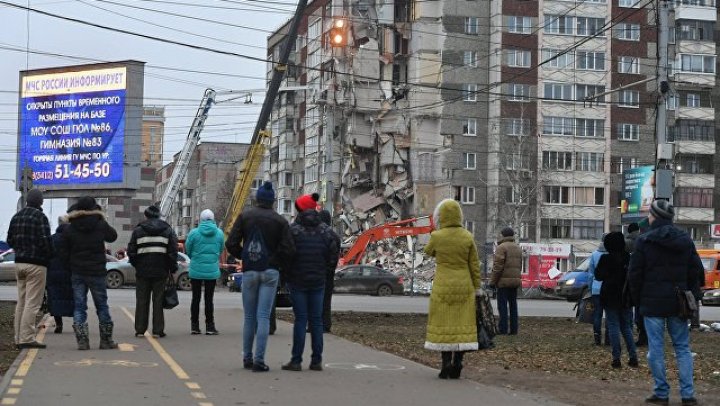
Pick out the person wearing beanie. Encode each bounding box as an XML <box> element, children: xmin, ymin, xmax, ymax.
<box><xmin>59</xmin><ymin>197</ymin><xmax>118</xmax><ymax>350</ymax></box>
<box><xmin>628</xmin><ymin>200</ymin><xmax>703</xmax><ymax>405</ymax></box>
<box><xmin>46</xmin><ymin>216</ymin><xmax>74</xmax><ymax>334</ymax></box>
<box><xmin>491</xmin><ymin>227</ymin><xmax>522</xmax><ymax>336</ymax></box>
<box><xmin>7</xmin><ymin>188</ymin><xmax>53</xmax><ymax>349</ymax></box>
<box><xmin>128</xmin><ymin>205</ymin><xmax>178</xmax><ymax>338</ymax></box>
<box><xmin>226</xmin><ymin>180</ymin><xmax>295</xmax><ymax>372</ymax></box>
<box><xmin>318</xmin><ymin>209</ymin><xmax>341</xmax><ymax>333</ymax></box>
<box><xmin>282</xmin><ymin>196</ymin><xmax>339</xmax><ymax>372</ymax></box>
<box><xmin>185</xmin><ymin>209</ymin><xmax>224</xmax><ymax>335</ymax></box>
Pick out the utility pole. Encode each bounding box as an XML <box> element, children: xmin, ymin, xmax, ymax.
<box><xmin>655</xmin><ymin>0</ymin><xmax>674</xmax><ymax>200</ymax></box>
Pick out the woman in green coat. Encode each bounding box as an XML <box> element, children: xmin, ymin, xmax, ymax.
<box><xmin>424</xmin><ymin>199</ymin><xmax>481</xmax><ymax>379</ymax></box>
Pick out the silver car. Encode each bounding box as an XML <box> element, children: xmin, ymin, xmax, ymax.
<box><xmin>0</xmin><ymin>250</ymin><xmax>16</xmax><ymax>282</ymax></box>
<box><xmin>105</xmin><ymin>252</ymin><xmax>191</xmax><ymax>291</ymax></box>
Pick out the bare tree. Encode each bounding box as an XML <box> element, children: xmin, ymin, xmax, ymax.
<box><xmin>214</xmin><ymin>172</ymin><xmax>235</xmax><ymax>230</ymax></box>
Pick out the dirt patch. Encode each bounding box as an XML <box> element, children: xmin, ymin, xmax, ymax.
<box><xmin>278</xmin><ymin>311</ymin><xmax>720</xmax><ymax>406</ymax></box>
<box><xmin>0</xmin><ymin>301</ymin><xmax>19</xmax><ymax>379</ymax></box>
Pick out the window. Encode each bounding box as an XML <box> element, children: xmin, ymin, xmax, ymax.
<box><xmin>542</xmin><ymin>151</ymin><xmax>573</xmax><ymax>170</ymax></box>
<box><xmin>463</xmin><ymin>51</ymin><xmax>478</xmax><ymax>67</ymax></box>
<box><xmin>672</xmin><ymin>119</ymin><xmax>713</xmax><ymax>141</ymax></box>
<box><xmin>541</xmin><ymin>218</ymin><xmax>571</xmax><ymax>239</ymax></box>
<box><xmin>675</xmin><ymin>154</ymin><xmax>713</xmax><ymax>174</ymax></box>
<box><xmin>280</xmin><ymin>172</ymin><xmax>293</xmax><ymax>187</ymax></box>
<box><xmin>463</xmin><ymin>84</ymin><xmax>478</xmax><ymax>101</ymax></box>
<box><xmin>463</xmin><ymin>153</ymin><xmax>477</xmax><ymax>169</ymax></box>
<box><xmin>543</xmin><ymin>116</ymin><xmax>574</xmax><ymax>136</ymax></box>
<box><xmin>305</xmin><ymin>135</ymin><xmax>318</xmax><ymax>154</ymax></box>
<box><xmin>576</xmin><ymin>17</ymin><xmax>606</xmax><ymax>36</ymax></box>
<box><xmin>504</xmin><ymin>118</ymin><xmax>530</xmax><ymax>136</ymax></box>
<box><xmin>619</xmin><ymin>0</ymin><xmax>639</xmax><ymax>6</ymax></box>
<box><xmin>577</xmin><ymin>51</ymin><xmax>605</xmax><ymax>70</ymax></box>
<box><xmin>615</xmin><ymin>23</ymin><xmax>640</xmax><ymax>40</ymax></box>
<box><xmin>679</xmin><ymin>54</ymin><xmax>715</xmax><ymax>73</ymax></box>
<box><xmin>307</xmin><ymin>50</ymin><xmax>321</xmax><ymax>67</ymax></box>
<box><xmin>507</xmin><ymin>186</ymin><xmax>529</xmax><ymax>204</ymax></box>
<box><xmin>544</xmin><ymin>186</ymin><xmax>570</xmax><ymax>204</ymax></box>
<box><xmin>508</xmin><ymin>16</ymin><xmax>532</xmax><ymax>34</ymax></box>
<box><xmin>618</xmin><ymin>123</ymin><xmax>640</xmax><ymax>141</ymax></box>
<box><xmin>465</xmin><ymin>17</ymin><xmax>480</xmax><ymax>34</ymax></box>
<box><xmin>686</xmin><ymin>93</ymin><xmax>700</xmax><ymax>107</ymax></box>
<box><xmin>279</xmin><ymin>199</ymin><xmax>293</xmax><ymax>214</ymax></box>
<box><xmin>618</xmin><ymin>56</ymin><xmax>640</xmax><ymax>74</ymax></box>
<box><xmin>667</xmin><ymin>94</ymin><xmax>678</xmax><ymax>110</ymax></box>
<box><xmin>506</xmin><ymin>49</ymin><xmax>531</xmax><ymax>67</ymax></box>
<box><xmin>576</xmin><ymin>84</ymin><xmax>605</xmax><ymax>103</ymax></box>
<box><xmin>508</xmin><ymin>84</ymin><xmax>530</xmax><ymax>101</ymax></box>
<box><xmin>455</xmin><ymin>186</ymin><xmax>476</xmax><ymax>204</ymax></box>
<box><xmin>576</xmin><ymin>118</ymin><xmax>604</xmax><ymax>138</ymax></box>
<box><xmin>464</xmin><ymin>220</ymin><xmax>475</xmax><ymax>235</ymax></box>
<box><xmin>572</xmin><ymin>220</ymin><xmax>604</xmax><ymax>240</ymax></box>
<box><xmin>308</xmin><ymin>19</ymin><xmax>321</xmax><ymax>40</ymax></box>
<box><xmin>544</xmin><ymin>15</ymin><xmax>574</xmax><ymax>35</ymax></box>
<box><xmin>575</xmin><ymin>152</ymin><xmax>604</xmax><ymax>172</ymax></box>
<box><xmin>505</xmin><ymin>153</ymin><xmax>530</xmax><ymax>170</ymax></box>
<box><xmin>544</xmin><ymin>82</ymin><xmax>573</xmax><ymax>101</ymax></box>
<box><xmin>544</xmin><ymin>16</ymin><xmax>605</xmax><ymax>36</ymax></box>
<box><xmin>543</xmin><ymin>49</ymin><xmax>573</xmax><ymax>68</ymax></box>
<box><xmin>676</xmin><ymin>20</ymin><xmax>714</xmax><ymax>41</ymax></box>
<box><xmin>611</xmin><ymin>157</ymin><xmax>638</xmax><ymax>174</ymax></box>
<box><xmin>463</xmin><ymin>118</ymin><xmax>477</xmax><ymax>136</ymax></box>
<box><xmin>619</xmin><ymin>90</ymin><xmax>640</xmax><ymax>107</ymax></box>
<box><xmin>675</xmin><ymin>187</ymin><xmax>713</xmax><ymax>208</ymax></box>
<box><xmin>575</xmin><ymin>187</ymin><xmax>604</xmax><ymax>205</ymax></box>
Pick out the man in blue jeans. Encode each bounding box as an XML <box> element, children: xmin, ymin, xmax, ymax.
<box><xmin>587</xmin><ymin>238</ymin><xmax>609</xmax><ymax>346</ymax></box>
<box><xmin>226</xmin><ymin>181</ymin><xmax>295</xmax><ymax>372</ymax></box>
<box><xmin>490</xmin><ymin>227</ymin><xmax>522</xmax><ymax>335</ymax></box>
<box><xmin>629</xmin><ymin>200</ymin><xmax>703</xmax><ymax>406</ymax></box>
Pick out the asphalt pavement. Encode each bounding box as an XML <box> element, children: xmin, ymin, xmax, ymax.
<box><xmin>0</xmin><ymin>305</ymin><xmax>569</xmax><ymax>406</ymax></box>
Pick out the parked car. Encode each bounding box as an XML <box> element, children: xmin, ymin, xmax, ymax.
<box><xmin>334</xmin><ymin>265</ymin><xmax>404</xmax><ymax>296</ymax></box>
<box><xmin>554</xmin><ymin>257</ymin><xmax>592</xmax><ymax>302</ymax></box>
<box><xmin>105</xmin><ymin>252</ymin><xmax>192</xmax><ymax>291</ymax></box>
<box><xmin>701</xmin><ymin>289</ymin><xmax>720</xmax><ymax>306</ymax></box>
<box><xmin>0</xmin><ymin>250</ymin><xmax>15</xmax><ymax>282</ymax></box>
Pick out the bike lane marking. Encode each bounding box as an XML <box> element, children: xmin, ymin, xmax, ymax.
<box><xmin>120</xmin><ymin>306</ymin><xmax>213</xmax><ymax>406</ymax></box>
<box><xmin>1</xmin><ymin>322</ymin><xmax>47</xmax><ymax>405</ymax></box>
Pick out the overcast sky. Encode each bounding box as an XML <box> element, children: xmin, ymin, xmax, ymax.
<box><xmin>0</xmin><ymin>0</ymin><xmax>292</xmax><ymax>238</ymax></box>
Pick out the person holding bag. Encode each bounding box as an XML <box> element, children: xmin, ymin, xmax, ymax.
<box><xmin>127</xmin><ymin>205</ymin><xmax>178</xmax><ymax>338</ymax></box>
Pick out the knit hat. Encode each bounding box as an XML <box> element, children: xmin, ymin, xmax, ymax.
<box><xmin>26</xmin><ymin>188</ymin><xmax>43</xmax><ymax>208</ymax></box>
<box><xmin>603</xmin><ymin>232</ymin><xmax>626</xmax><ymax>254</ymax></box>
<box><xmin>628</xmin><ymin>222</ymin><xmax>640</xmax><ymax>233</ymax></box>
<box><xmin>318</xmin><ymin>209</ymin><xmax>331</xmax><ymax>226</ymax></box>
<box><xmin>76</xmin><ymin>196</ymin><xmax>98</xmax><ymax>211</ymax></box>
<box><xmin>200</xmin><ymin>209</ymin><xmax>214</xmax><ymax>221</ymax></box>
<box><xmin>650</xmin><ymin>199</ymin><xmax>674</xmax><ymax>220</ymax></box>
<box><xmin>295</xmin><ymin>193</ymin><xmax>320</xmax><ymax>212</ymax></box>
<box><xmin>144</xmin><ymin>205</ymin><xmax>161</xmax><ymax>219</ymax></box>
<box><xmin>255</xmin><ymin>181</ymin><xmax>275</xmax><ymax>203</ymax></box>
<box><xmin>501</xmin><ymin>227</ymin><xmax>514</xmax><ymax>237</ymax></box>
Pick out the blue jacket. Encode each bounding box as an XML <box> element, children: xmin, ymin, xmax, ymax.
<box><xmin>46</xmin><ymin>224</ymin><xmax>74</xmax><ymax>317</ymax></box>
<box><xmin>186</xmin><ymin>220</ymin><xmax>224</xmax><ymax>280</ymax></box>
<box><xmin>587</xmin><ymin>246</ymin><xmax>607</xmax><ymax>295</ymax></box>
<box><xmin>287</xmin><ymin>210</ymin><xmax>339</xmax><ymax>289</ymax></box>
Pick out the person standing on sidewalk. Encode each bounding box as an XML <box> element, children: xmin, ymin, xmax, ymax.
<box><xmin>226</xmin><ymin>181</ymin><xmax>295</xmax><ymax>372</ymax></box>
<box><xmin>127</xmin><ymin>205</ymin><xmax>178</xmax><ymax>338</ymax></box>
<box><xmin>59</xmin><ymin>196</ymin><xmax>118</xmax><ymax>350</ymax></box>
<box><xmin>628</xmin><ymin>200</ymin><xmax>703</xmax><ymax>406</ymax></box>
<box><xmin>424</xmin><ymin>199</ymin><xmax>480</xmax><ymax>379</ymax></box>
<box><xmin>46</xmin><ymin>216</ymin><xmax>74</xmax><ymax>334</ymax></box>
<box><xmin>588</xmin><ymin>237</ymin><xmax>610</xmax><ymax>346</ymax></box>
<box><xmin>7</xmin><ymin>188</ymin><xmax>53</xmax><ymax>349</ymax></box>
<box><xmin>281</xmin><ymin>193</ymin><xmax>338</xmax><ymax>372</ymax></box>
<box><xmin>490</xmin><ymin>227</ymin><xmax>522</xmax><ymax>335</ymax></box>
<box><xmin>318</xmin><ymin>209</ymin><xmax>340</xmax><ymax>333</ymax></box>
<box><xmin>186</xmin><ymin>209</ymin><xmax>224</xmax><ymax>336</ymax></box>
<box><xmin>625</xmin><ymin>222</ymin><xmax>647</xmax><ymax>347</ymax></box>
<box><xmin>594</xmin><ymin>231</ymin><xmax>638</xmax><ymax>369</ymax></box>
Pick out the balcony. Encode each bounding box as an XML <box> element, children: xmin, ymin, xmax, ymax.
<box><xmin>674</xmin><ymin>0</ymin><xmax>717</xmax><ymax>22</ymax></box>
<box><xmin>675</xmin><ymin>106</ymin><xmax>714</xmax><ymax>121</ymax></box>
<box><xmin>673</xmin><ymin>207</ymin><xmax>714</xmax><ymax>222</ymax></box>
<box><xmin>675</xmin><ymin>172</ymin><xmax>715</xmax><ymax>188</ymax></box>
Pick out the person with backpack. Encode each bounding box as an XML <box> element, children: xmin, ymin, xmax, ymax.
<box><xmin>281</xmin><ymin>193</ymin><xmax>339</xmax><ymax>372</ymax></box>
<box><xmin>226</xmin><ymin>181</ymin><xmax>295</xmax><ymax>372</ymax></box>
<box><xmin>186</xmin><ymin>209</ymin><xmax>224</xmax><ymax>335</ymax></box>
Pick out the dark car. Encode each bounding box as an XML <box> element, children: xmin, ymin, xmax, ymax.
<box><xmin>701</xmin><ymin>289</ymin><xmax>720</xmax><ymax>306</ymax></box>
<box><xmin>334</xmin><ymin>265</ymin><xmax>404</xmax><ymax>296</ymax></box>
<box><xmin>554</xmin><ymin>257</ymin><xmax>592</xmax><ymax>302</ymax></box>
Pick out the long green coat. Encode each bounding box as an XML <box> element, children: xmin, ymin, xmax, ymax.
<box><xmin>424</xmin><ymin>199</ymin><xmax>480</xmax><ymax>351</ymax></box>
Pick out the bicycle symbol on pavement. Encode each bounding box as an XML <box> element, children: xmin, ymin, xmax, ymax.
<box><xmin>54</xmin><ymin>359</ymin><xmax>158</xmax><ymax>368</ymax></box>
<box><xmin>324</xmin><ymin>363</ymin><xmax>406</xmax><ymax>371</ymax></box>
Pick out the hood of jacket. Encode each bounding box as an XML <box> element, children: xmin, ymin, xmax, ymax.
<box><xmin>67</xmin><ymin>209</ymin><xmax>104</xmax><ymax>231</ymax></box>
<box><xmin>198</xmin><ymin>219</ymin><xmax>218</xmax><ymax>236</ymax></box>
<box><xmin>603</xmin><ymin>232</ymin><xmax>626</xmax><ymax>254</ymax></box>
<box><xmin>55</xmin><ymin>223</ymin><xmax>69</xmax><ymax>234</ymax></box>
<box><xmin>433</xmin><ymin>198</ymin><xmax>462</xmax><ymax>229</ymax></box>
<box><xmin>139</xmin><ymin>218</ymin><xmax>172</xmax><ymax>235</ymax></box>
<box><xmin>645</xmin><ymin>219</ymin><xmax>689</xmax><ymax>252</ymax></box>
<box><xmin>295</xmin><ymin>209</ymin><xmax>322</xmax><ymax>227</ymax></box>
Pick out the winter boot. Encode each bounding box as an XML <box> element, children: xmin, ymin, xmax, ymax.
<box><xmin>99</xmin><ymin>322</ymin><xmax>118</xmax><ymax>349</ymax></box>
<box><xmin>73</xmin><ymin>323</ymin><xmax>90</xmax><ymax>350</ymax></box>
<box><xmin>438</xmin><ymin>352</ymin><xmax>452</xmax><ymax>379</ymax></box>
<box><xmin>206</xmin><ymin>322</ymin><xmax>219</xmax><ymax>335</ymax></box>
<box><xmin>594</xmin><ymin>333</ymin><xmax>602</xmax><ymax>346</ymax></box>
<box><xmin>191</xmin><ymin>321</ymin><xmax>201</xmax><ymax>335</ymax></box>
<box><xmin>449</xmin><ymin>351</ymin><xmax>465</xmax><ymax>379</ymax></box>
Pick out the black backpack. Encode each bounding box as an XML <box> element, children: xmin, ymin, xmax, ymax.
<box><xmin>242</xmin><ymin>227</ymin><xmax>269</xmax><ymax>272</ymax></box>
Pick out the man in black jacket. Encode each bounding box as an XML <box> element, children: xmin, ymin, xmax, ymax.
<box><xmin>7</xmin><ymin>188</ymin><xmax>53</xmax><ymax>349</ymax></box>
<box><xmin>318</xmin><ymin>209</ymin><xmax>340</xmax><ymax>333</ymax></box>
<box><xmin>628</xmin><ymin>200</ymin><xmax>703</xmax><ymax>406</ymax></box>
<box><xmin>127</xmin><ymin>205</ymin><xmax>178</xmax><ymax>338</ymax></box>
<box><xmin>59</xmin><ymin>196</ymin><xmax>118</xmax><ymax>350</ymax></box>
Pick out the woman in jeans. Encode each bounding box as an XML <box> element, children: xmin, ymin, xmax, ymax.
<box><xmin>185</xmin><ymin>209</ymin><xmax>224</xmax><ymax>335</ymax></box>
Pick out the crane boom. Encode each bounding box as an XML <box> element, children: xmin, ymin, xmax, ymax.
<box><xmin>159</xmin><ymin>88</ymin><xmax>216</xmax><ymax>219</ymax></box>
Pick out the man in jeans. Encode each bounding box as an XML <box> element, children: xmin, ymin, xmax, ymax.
<box><xmin>629</xmin><ymin>200</ymin><xmax>703</xmax><ymax>406</ymax></box>
<box><xmin>226</xmin><ymin>181</ymin><xmax>295</xmax><ymax>372</ymax></box>
<box><xmin>7</xmin><ymin>188</ymin><xmax>54</xmax><ymax>349</ymax></box>
<box><xmin>490</xmin><ymin>227</ymin><xmax>522</xmax><ymax>335</ymax></box>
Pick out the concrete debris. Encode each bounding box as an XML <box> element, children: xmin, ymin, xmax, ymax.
<box><xmin>711</xmin><ymin>322</ymin><xmax>720</xmax><ymax>332</ymax></box>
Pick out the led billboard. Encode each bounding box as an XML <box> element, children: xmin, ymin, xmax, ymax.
<box><xmin>621</xmin><ymin>166</ymin><xmax>654</xmax><ymax>223</ymax></box>
<box><xmin>17</xmin><ymin>61</ymin><xmax>144</xmax><ymax>196</ymax></box>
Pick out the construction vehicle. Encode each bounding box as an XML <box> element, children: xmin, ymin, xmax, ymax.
<box><xmin>338</xmin><ymin>216</ymin><xmax>435</xmax><ymax>267</ymax></box>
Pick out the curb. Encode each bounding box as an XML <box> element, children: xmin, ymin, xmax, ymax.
<box><xmin>0</xmin><ymin>313</ymin><xmax>50</xmax><ymax>398</ymax></box>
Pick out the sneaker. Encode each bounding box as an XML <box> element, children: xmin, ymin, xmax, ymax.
<box><xmin>152</xmin><ymin>332</ymin><xmax>166</xmax><ymax>338</ymax></box>
<box><xmin>645</xmin><ymin>395</ymin><xmax>669</xmax><ymax>405</ymax></box>
<box><xmin>135</xmin><ymin>332</ymin><xmax>145</xmax><ymax>338</ymax></box>
<box><xmin>205</xmin><ymin>329</ymin><xmax>219</xmax><ymax>336</ymax></box>
<box><xmin>191</xmin><ymin>329</ymin><xmax>201</xmax><ymax>335</ymax></box>
<box><xmin>281</xmin><ymin>362</ymin><xmax>302</xmax><ymax>372</ymax></box>
<box><xmin>681</xmin><ymin>398</ymin><xmax>698</xmax><ymax>406</ymax></box>
<box><xmin>611</xmin><ymin>359</ymin><xmax>621</xmax><ymax>369</ymax></box>
<box><xmin>252</xmin><ymin>362</ymin><xmax>270</xmax><ymax>372</ymax></box>
<box><xmin>17</xmin><ymin>341</ymin><xmax>46</xmax><ymax>349</ymax></box>
<box><xmin>309</xmin><ymin>363</ymin><xmax>323</xmax><ymax>371</ymax></box>
<box><xmin>243</xmin><ymin>358</ymin><xmax>253</xmax><ymax>370</ymax></box>
<box><xmin>54</xmin><ymin>325</ymin><xmax>63</xmax><ymax>334</ymax></box>
<box><xmin>628</xmin><ymin>358</ymin><xmax>639</xmax><ymax>368</ymax></box>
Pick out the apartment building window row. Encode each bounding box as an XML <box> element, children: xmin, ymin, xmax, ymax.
<box><xmin>576</xmin><ymin>152</ymin><xmax>604</xmax><ymax>172</ymax></box>
<box><xmin>455</xmin><ymin>186</ymin><xmax>476</xmax><ymax>204</ymax></box>
<box><xmin>544</xmin><ymin>186</ymin><xmax>604</xmax><ymax>205</ymax></box>
<box><xmin>617</xmin><ymin>123</ymin><xmax>640</xmax><ymax>141</ymax></box>
<box><xmin>540</xmin><ymin>218</ymin><xmax>603</xmax><ymax>240</ymax></box>
<box><xmin>619</xmin><ymin>0</ymin><xmax>641</xmax><ymax>6</ymax></box>
<box><xmin>577</xmin><ymin>51</ymin><xmax>605</xmax><ymax>71</ymax></box>
<box><xmin>543</xmin><ymin>49</ymin><xmax>572</xmax><ymax>68</ymax></box>
<box><xmin>679</xmin><ymin>54</ymin><xmax>716</xmax><ymax>74</ymax></box>
<box><xmin>674</xmin><ymin>0</ymin><xmax>716</xmax><ymax>7</ymax></box>
<box><xmin>669</xmin><ymin>119</ymin><xmax>714</xmax><ymax>141</ymax></box>
<box><xmin>505</xmin><ymin>49</ymin><xmax>531</xmax><ymax>67</ymax></box>
<box><xmin>544</xmin><ymin>16</ymin><xmax>605</xmax><ymax>36</ymax></box>
<box><xmin>542</xmin><ymin>151</ymin><xmax>573</xmax><ymax>171</ymax></box>
<box><xmin>674</xmin><ymin>90</ymin><xmax>711</xmax><ymax>108</ymax></box>
<box><xmin>507</xmin><ymin>16</ymin><xmax>532</xmax><ymax>34</ymax></box>
<box><xmin>619</xmin><ymin>90</ymin><xmax>640</xmax><ymax>107</ymax></box>
<box><xmin>542</xmin><ymin>117</ymin><xmax>605</xmax><ymax>137</ymax></box>
<box><xmin>506</xmin><ymin>185</ymin><xmax>531</xmax><ymax>204</ymax></box>
<box><xmin>465</xmin><ymin>17</ymin><xmax>481</xmax><ymax>34</ymax></box>
<box><xmin>505</xmin><ymin>153</ymin><xmax>531</xmax><ymax>170</ymax></box>
<box><xmin>614</xmin><ymin>23</ymin><xmax>641</xmax><ymax>41</ymax></box>
<box><xmin>675</xmin><ymin>187</ymin><xmax>713</xmax><ymax>208</ymax></box>
<box><xmin>675</xmin><ymin>154</ymin><xmax>714</xmax><ymax>174</ymax></box>
<box><xmin>463</xmin><ymin>84</ymin><xmax>478</xmax><ymax>101</ymax></box>
<box><xmin>618</xmin><ymin>56</ymin><xmax>640</xmax><ymax>74</ymax></box>
<box><xmin>676</xmin><ymin>19</ymin><xmax>714</xmax><ymax>41</ymax></box>
<box><xmin>507</xmin><ymin>83</ymin><xmax>530</xmax><ymax>101</ymax></box>
<box><xmin>504</xmin><ymin>118</ymin><xmax>531</xmax><ymax>136</ymax></box>
<box><xmin>544</xmin><ymin>82</ymin><xmax>605</xmax><ymax>102</ymax></box>
<box><xmin>611</xmin><ymin>157</ymin><xmax>638</xmax><ymax>173</ymax></box>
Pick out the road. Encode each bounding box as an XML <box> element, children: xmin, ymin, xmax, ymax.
<box><xmin>2</xmin><ymin>285</ymin><xmax>720</xmax><ymax>320</ymax></box>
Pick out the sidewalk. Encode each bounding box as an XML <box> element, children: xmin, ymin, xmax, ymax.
<box><xmin>1</xmin><ymin>306</ymin><xmax>568</xmax><ymax>406</ymax></box>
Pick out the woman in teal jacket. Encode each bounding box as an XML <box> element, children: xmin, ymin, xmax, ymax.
<box><xmin>185</xmin><ymin>209</ymin><xmax>225</xmax><ymax>335</ymax></box>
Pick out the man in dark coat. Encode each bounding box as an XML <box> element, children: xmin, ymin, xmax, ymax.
<box><xmin>7</xmin><ymin>188</ymin><xmax>53</xmax><ymax>349</ymax></box>
<box><xmin>127</xmin><ymin>205</ymin><xmax>178</xmax><ymax>338</ymax></box>
<box><xmin>628</xmin><ymin>200</ymin><xmax>703</xmax><ymax>405</ymax></box>
<box><xmin>47</xmin><ymin>217</ymin><xmax>74</xmax><ymax>334</ymax></box>
<box><xmin>59</xmin><ymin>196</ymin><xmax>118</xmax><ymax>350</ymax></box>
<box><xmin>318</xmin><ymin>209</ymin><xmax>341</xmax><ymax>333</ymax></box>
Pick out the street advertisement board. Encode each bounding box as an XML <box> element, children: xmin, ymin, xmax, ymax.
<box><xmin>17</xmin><ymin>61</ymin><xmax>144</xmax><ymax>196</ymax></box>
<box><xmin>621</xmin><ymin>166</ymin><xmax>654</xmax><ymax>223</ymax></box>
<box><xmin>518</xmin><ymin>243</ymin><xmax>571</xmax><ymax>290</ymax></box>
<box><xmin>711</xmin><ymin>224</ymin><xmax>720</xmax><ymax>239</ymax></box>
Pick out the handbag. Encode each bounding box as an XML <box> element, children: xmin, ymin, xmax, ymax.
<box><xmin>162</xmin><ymin>274</ymin><xmax>179</xmax><ymax>310</ymax></box>
<box><xmin>577</xmin><ymin>291</ymin><xmax>595</xmax><ymax>324</ymax></box>
<box><xmin>676</xmin><ymin>288</ymin><xmax>697</xmax><ymax>320</ymax></box>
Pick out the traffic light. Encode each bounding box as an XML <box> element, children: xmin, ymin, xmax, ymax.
<box><xmin>328</xmin><ymin>19</ymin><xmax>348</xmax><ymax>47</ymax></box>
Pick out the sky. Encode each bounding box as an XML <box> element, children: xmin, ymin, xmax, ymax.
<box><xmin>0</xmin><ymin>0</ymin><xmax>293</xmax><ymax>238</ymax></box>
